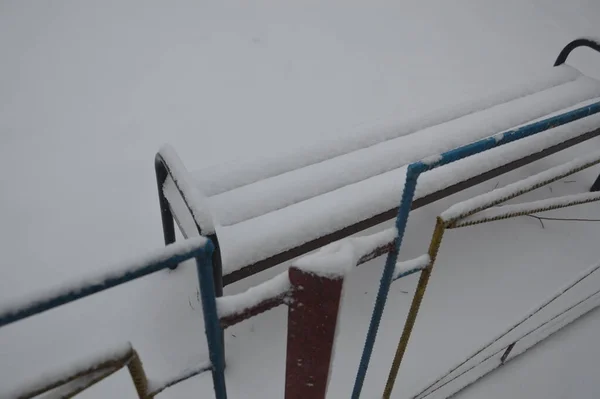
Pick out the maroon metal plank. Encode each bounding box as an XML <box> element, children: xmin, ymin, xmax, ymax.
<box><xmin>285</xmin><ymin>267</ymin><xmax>344</xmax><ymax>399</ymax></box>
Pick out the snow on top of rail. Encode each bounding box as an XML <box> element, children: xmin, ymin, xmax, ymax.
<box><xmin>147</xmin><ymin>359</ymin><xmax>212</xmax><ymax>397</ymax></box>
<box><xmin>158</xmin><ymin>144</ymin><xmax>216</xmax><ymax>234</ymax></box>
<box><xmin>217</xmin><ymin>272</ymin><xmax>291</xmax><ymax>320</ymax></box>
<box><xmin>216</xmin><ymin>228</ymin><xmax>397</xmax><ymax>320</ymax></box>
<box><xmin>218</xmin><ymin>108</ymin><xmax>600</xmax><ymax>274</ymax></box>
<box><xmin>394</xmin><ymin>254</ymin><xmax>430</xmax><ymax>280</ymax></box>
<box><xmin>294</xmin><ymin>228</ymin><xmax>398</xmax><ymax>278</ymax></box>
<box><xmin>0</xmin><ymin>238</ymin><xmax>207</xmax><ymax>325</ymax></box>
<box><xmin>207</xmin><ymin>75</ymin><xmax>600</xmax><ymax>227</ymax></box>
<box><xmin>1</xmin><ymin>342</ymin><xmax>132</xmax><ymax>399</ymax></box>
<box><xmin>441</xmin><ymin>150</ymin><xmax>600</xmax><ymax>222</ymax></box>
<box><xmin>412</xmin><ymin>97</ymin><xmax>600</xmax><ymax>199</ymax></box>
<box><xmin>192</xmin><ymin>65</ymin><xmax>581</xmax><ymax>197</ymax></box>
<box><xmin>455</xmin><ymin>192</ymin><xmax>600</xmax><ymax>227</ymax></box>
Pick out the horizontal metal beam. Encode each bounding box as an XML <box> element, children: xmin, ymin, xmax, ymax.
<box><xmin>223</xmin><ymin>126</ymin><xmax>600</xmax><ymax>286</ymax></box>
<box><xmin>0</xmin><ymin>241</ymin><xmax>209</xmax><ymax>328</ymax></box>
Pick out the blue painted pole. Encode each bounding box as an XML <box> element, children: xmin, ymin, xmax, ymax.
<box><xmin>196</xmin><ymin>239</ymin><xmax>228</xmax><ymax>399</ymax></box>
<box><xmin>351</xmin><ymin>100</ymin><xmax>600</xmax><ymax>398</ymax></box>
<box><xmin>351</xmin><ymin>165</ymin><xmax>422</xmax><ymax>398</ymax></box>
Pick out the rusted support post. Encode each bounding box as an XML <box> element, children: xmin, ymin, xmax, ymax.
<box><xmin>285</xmin><ymin>266</ymin><xmax>344</xmax><ymax>399</ymax></box>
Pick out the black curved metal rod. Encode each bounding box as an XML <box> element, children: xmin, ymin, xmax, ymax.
<box><xmin>555</xmin><ymin>38</ymin><xmax>600</xmax><ymax>192</ymax></box>
<box><xmin>154</xmin><ymin>153</ymin><xmax>223</xmax><ymax>297</ymax></box>
<box><xmin>554</xmin><ymin>38</ymin><xmax>600</xmax><ymax>66</ymax></box>
<box><xmin>155</xmin><ymin>154</ymin><xmax>177</xmax><ymax>247</ymax></box>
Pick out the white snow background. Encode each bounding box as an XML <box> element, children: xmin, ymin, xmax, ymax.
<box><xmin>2</xmin><ymin>1</ymin><xmax>600</xmax><ymax>398</ymax></box>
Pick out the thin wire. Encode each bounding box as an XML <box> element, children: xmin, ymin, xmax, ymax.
<box><xmin>413</xmin><ymin>260</ymin><xmax>600</xmax><ymax>398</ymax></box>
<box><xmin>527</xmin><ymin>215</ymin><xmax>600</xmax><ymax>222</ymax></box>
<box><xmin>414</xmin><ymin>286</ymin><xmax>600</xmax><ymax>399</ymax></box>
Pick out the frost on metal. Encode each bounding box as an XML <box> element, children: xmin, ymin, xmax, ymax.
<box><xmin>441</xmin><ymin>150</ymin><xmax>600</xmax><ymax>222</ymax></box>
<box><xmin>216</xmin><ymin>272</ymin><xmax>291</xmax><ymax>319</ymax></box>
<box><xmin>294</xmin><ymin>228</ymin><xmax>398</xmax><ymax>278</ymax></box>
<box><xmin>456</xmin><ymin>191</ymin><xmax>600</xmax><ymax>227</ymax></box>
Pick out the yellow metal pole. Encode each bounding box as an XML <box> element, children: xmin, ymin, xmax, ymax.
<box><xmin>383</xmin><ymin>217</ymin><xmax>447</xmax><ymax>399</ymax></box>
<box><xmin>128</xmin><ymin>350</ymin><xmax>150</xmax><ymax>398</ymax></box>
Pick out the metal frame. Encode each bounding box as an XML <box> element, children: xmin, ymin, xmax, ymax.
<box><xmin>0</xmin><ymin>238</ymin><xmax>228</xmax><ymax>399</ymax></box>
<box><xmin>351</xmin><ymin>100</ymin><xmax>600</xmax><ymax>398</ymax></box>
<box><xmin>155</xmin><ymin>153</ymin><xmax>223</xmax><ymax>298</ymax></box>
<box><xmin>380</xmin><ymin>159</ymin><xmax>600</xmax><ymax>398</ymax></box>
<box><xmin>155</xmin><ymin>37</ymin><xmax>600</xmax><ymax>298</ymax></box>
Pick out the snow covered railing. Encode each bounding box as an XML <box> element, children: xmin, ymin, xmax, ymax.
<box><xmin>0</xmin><ymin>238</ymin><xmax>227</xmax><ymax>399</ymax></box>
<box><xmin>213</xmin><ymin>229</ymin><xmax>405</xmax><ymax>399</ymax></box>
<box><xmin>216</xmin><ymin>228</ymin><xmax>409</xmax><ymax>330</ymax></box>
<box><xmin>147</xmin><ymin>37</ymin><xmax>600</xmax><ymax>398</ymax></box>
<box><xmin>216</xmin><ymin>265</ymin><xmax>341</xmax><ymax>399</ymax></box>
<box><xmin>156</xmin><ymin>38</ymin><xmax>600</xmax><ymax>327</ymax></box>
<box><xmin>394</xmin><ymin>255</ymin><xmax>431</xmax><ymax>281</ymax></box>
<box><xmin>0</xmin><ymin>229</ymin><xmax>407</xmax><ymax>399</ymax></box>
<box><xmin>0</xmin><ymin>238</ymin><xmax>210</xmax><ymax>327</ymax></box>
<box><xmin>218</xmin><ymin>272</ymin><xmax>291</xmax><ymax>328</ymax></box>
<box><xmin>2</xmin><ymin>343</ymin><xmax>149</xmax><ymax>399</ymax></box>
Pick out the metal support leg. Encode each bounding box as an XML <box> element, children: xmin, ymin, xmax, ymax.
<box><xmin>196</xmin><ymin>240</ymin><xmax>228</xmax><ymax>399</ymax></box>
<box><xmin>209</xmin><ymin>233</ymin><xmax>226</xmax><ymax>365</ymax></box>
<box><xmin>155</xmin><ymin>155</ymin><xmax>176</xmax><ymax>247</ymax></box>
<box><xmin>285</xmin><ymin>266</ymin><xmax>344</xmax><ymax>399</ymax></box>
<box><xmin>209</xmin><ymin>234</ymin><xmax>224</xmax><ymax>298</ymax></box>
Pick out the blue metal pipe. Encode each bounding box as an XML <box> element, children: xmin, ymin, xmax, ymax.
<box><xmin>352</xmin><ymin>164</ymin><xmax>421</xmax><ymax>398</ymax></box>
<box><xmin>196</xmin><ymin>239</ymin><xmax>228</xmax><ymax>398</ymax></box>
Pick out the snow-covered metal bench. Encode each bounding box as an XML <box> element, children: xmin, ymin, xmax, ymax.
<box><xmin>155</xmin><ymin>38</ymin><xmax>600</xmax><ymax>296</ymax></box>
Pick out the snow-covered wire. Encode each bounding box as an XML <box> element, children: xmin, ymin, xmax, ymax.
<box><xmin>414</xmin><ymin>286</ymin><xmax>600</xmax><ymax>399</ymax></box>
<box><xmin>414</xmin><ymin>259</ymin><xmax>600</xmax><ymax>398</ymax></box>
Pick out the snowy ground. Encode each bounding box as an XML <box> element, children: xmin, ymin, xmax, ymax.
<box><xmin>2</xmin><ymin>1</ymin><xmax>600</xmax><ymax>398</ymax></box>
